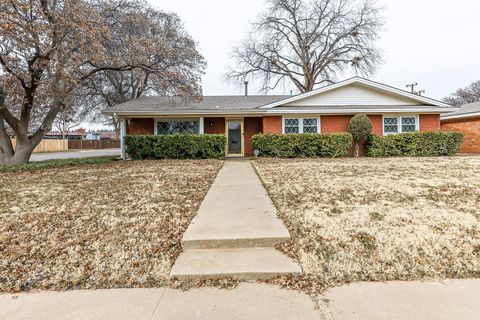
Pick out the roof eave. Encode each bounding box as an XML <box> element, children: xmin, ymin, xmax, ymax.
<box><xmin>441</xmin><ymin>112</ymin><xmax>480</xmax><ymax>120</ymax></box>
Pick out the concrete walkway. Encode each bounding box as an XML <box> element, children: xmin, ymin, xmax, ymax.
<box><xmin>171</xmin><ymin>160</ymin><xmax>301</xmax><ymax>280</ymax></box>
<box><xmin>325</xmin><ymin>279</ymin><xmax>480</xmax><ymax>320</ymax></box>
<box><xmin>0</xmin><ymin>284</ymin><xmax>320</xmax><ymax>320</ymax></box>
<box><xmin>30</xmin><ymin>149</ymin><xmax>120</xmax><ymax>161</ymax></box>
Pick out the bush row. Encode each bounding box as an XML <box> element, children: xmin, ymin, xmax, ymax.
<box><xmin>252</xmin><ymin>133</ymin><xmax>353</xmax><ymax>158</ymax></box>
<box><xmin>367</xmin><ymin>131</ymin><xmax>463</xmax><ymax>157</ymax></box>
<box><xmin>124</xmin><ymin>134</ymin><xmax>226</xmax><ymax>160</ymax></box>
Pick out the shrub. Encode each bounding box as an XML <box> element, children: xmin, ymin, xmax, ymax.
<box><xmin>252</xmin><ymin>133</ymin><xmax>352</xmax><ymax>158</ymax></box>
<box><xmin>349</xmin><ymin>114</ymin><xmax>372</xmax><ymax>157</ymax></box>
<box><xmin>367</xmin><ymin>131</ymin><xmax>464</xmax><ymax>157</ymax></box>
<box><xmin>124</xmin><ymin>134</ymin><xmax>226</xmax><ymax>160</ymax></box>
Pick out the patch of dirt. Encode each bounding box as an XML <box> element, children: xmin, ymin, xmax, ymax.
<box><xmin>0</xmin><ymin>160</ymin><xmax>223</xmax><ymax>293</ymax></box>
<box><xmin>253</xmin><ymin>157</ymin><xmax>480</xmax><ymax>294</ymax></box>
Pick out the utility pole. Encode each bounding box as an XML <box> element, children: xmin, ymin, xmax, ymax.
<box><xmin>406</xmin><ymin>82</ymin><xmax>418</xmax><ymax>93</ymax></box>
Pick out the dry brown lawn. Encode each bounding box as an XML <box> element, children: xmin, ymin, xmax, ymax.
<box><xmin>253</xmin><ymin>157</ymin><xmax>480</xmax><ymax>293</ymax></box>
<box><xmin>0</xmin><ymin>160</ymin><xmax>222</xmax><ymax>293</ymax></box>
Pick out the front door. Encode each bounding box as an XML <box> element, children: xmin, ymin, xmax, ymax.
<box><xmin>226</xmin><ymin>119</ymin><xmax>243</xmax><ymax>157</ymax></box>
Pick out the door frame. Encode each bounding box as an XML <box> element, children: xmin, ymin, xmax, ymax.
<box><xmin>225</xmin><ymin>118</ymin><xmax>244</xmax><ymax>157</ymax></box>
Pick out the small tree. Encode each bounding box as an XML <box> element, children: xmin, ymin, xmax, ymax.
<box><xmin>349</xmin><ymin>114</ymin><xmax>372</xmax><ymax>157</ymax></box>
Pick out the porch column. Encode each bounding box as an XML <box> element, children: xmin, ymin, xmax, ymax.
<box><xmin>199</xmin><ymin>116</ymin><xmax>205</xmax><ymax>134</ymax></box>
<box><xmin>120</xmin><ymin>117</ymin><xmax>127</xmax><ymax>160</ymax></box>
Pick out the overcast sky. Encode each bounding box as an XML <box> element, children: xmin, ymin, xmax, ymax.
<box><xmin>147</xmin><ymin>0</ymin><xmax>480</xmax><ymax>100</ymax></box>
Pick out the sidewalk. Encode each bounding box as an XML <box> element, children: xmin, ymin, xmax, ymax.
<box><xmin>325</xmin><ymin>279</ymin><xmax>480</xmax><ymax>320</ymax></box>
<box><xmin>0</xmin><ymin>283</ymin><xmax>320</xmax><ymax>320</ymax></box>
<box><xmin>170</xmin><ymin>160</ymin><xmax>301</xmax><ymax>280</ymax></box>
<box><xmin>30</xmin><ymin>149</ymin><xmax>120</xmax><ymax>162</ymax></box>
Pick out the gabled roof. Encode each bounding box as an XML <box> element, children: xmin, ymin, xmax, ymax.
<box><xmin>260</xmin><ymin>77</ymin><xmax>452</xmax><ymax>109</ymax></box>
<box><xmin>441</xmin><ymin>101</ymin><xmax>480</xmax><ymax>120</ymax></box>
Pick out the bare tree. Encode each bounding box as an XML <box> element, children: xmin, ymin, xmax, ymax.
<box><xmin>443</xmin><ymin>80</ymin><xmax>480</xmax><ymax>106</ymax></box>
<box><xmin>0</xmin><ymin>0</ymin><xmax>205</xmax><ymax>164</ymax></box>
<box><xmin>83</xmin><ymin>2</ymin><xmax>206</xmax><ymax>136</ymax></box>
<box><xmin>227</xmin><ymin>0</ymin><xmax>383</xmax><ymax>93</ymax></box>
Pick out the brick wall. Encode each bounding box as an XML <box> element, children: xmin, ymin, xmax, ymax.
<box><xmin>441</xmin><ymin>116</ymin><xmax>480</xmax><ymax>154</ymax></box>
<box><xmin>204</xmin><ymin>117</ymin><xmax>225</xmax><ymax>134</ymax></box>
<box><xmin>262</xmin><ymin>116</ymin><xmax>282</xmax><ymax>134</ymax></box>
<box><xmin>320</xmin><ymin>115</ymin><xmax>383</xmax><ymax>135</ymax></box>
<box><xmin>244</xmin><ymin>117</ymin><xmax>263</xmax><ymax>156</ymax></box>
<box><xmin>127</xmin><ymin>118</ymin><xmax>154</xmax><ymax>135</ymax></box>
<box><xmin>420</xmin><ymin>114</ymin><xmax>441</xmax><ymax>132</ymax></box>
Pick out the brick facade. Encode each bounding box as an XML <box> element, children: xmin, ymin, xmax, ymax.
<box><xmin>320</xmin><ymin>115</ymin><xmax>383</xmax><ymax>135</ymax></box>
<box><xmin>441</xmin><ymin>116</ymin><xmax>480</xmax><ymax>154</ymax></box>
<box><xmin>420</xmin><ymin>114</ymin><xmax>441</xmax><ymax>132</ymax></box>
<box><xmin>204</xmin><ymin>117</ymin><xmax>225</xmax><ymax>134</ymax></box>
<box><xmin>124</xmin><ymin>114</ymin><xmax>446</xmax><ymax>156</ymax></box>
<box><xmin>262</xmin><ymin>116</ymin><xmax>282</xmax><ymax>134</ymax></box>
<box><xmin>244</xmin><ymin>117</ymin><xmax>263</xmax><ymax>157</ymax></box>
<box><xmin>127</xmin><ymin>118</ymin><xmax>154</xmax><ymax>135</ymax></box>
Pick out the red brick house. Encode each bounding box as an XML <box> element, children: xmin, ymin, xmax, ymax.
<box><xmin>104</xmin><ymin>78</ymin><xmax>457</xmax><ymax>159</ymax></box>
<box><xmin>441</xmin><ymin>102</ymin><xmax>480</xmax><ymax>154</ymax></box>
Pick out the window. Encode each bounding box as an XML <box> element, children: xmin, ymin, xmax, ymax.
<box><xmin>283</xmin><ymin>117</ymin><xmax>319</xmax><ymax>134</ymax></box>
<box><xmin>384</xmin><ymin>117</ymin><xmax>399</xmax><ymax>134</ymax></box>
<box><xmin>157</xmin><ymin>120</ymin><xmax>199</xmax><ymax>135</ymax></box>
<box><xmin>303</xmin><ymin>118</ymin><xmax>319</xmax><ymax>133</ymax></box>
<box><xmin>284</xmin><ymin>119</ymin><xmax>300</xmax><ymax>134</ymax></box>
<box><xmin>401</xmin><ymin>117</ymin><xmax>417</xmax><ymax>132</ymax></box>
<box><xmin>383</xmin><ymin>116</ymin><xmax>418</xmax><ymax>135</ymax></box>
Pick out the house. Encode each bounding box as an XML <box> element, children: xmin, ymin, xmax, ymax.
<box><xmin>103</xmin><ymin>77</ymin><xmax>457</xmax><ymax>159</ymax></box>
<box><xmin>100</xmin><ymin>131</ymin><xmax>117</xmax><ymax>140</ymax></box>
<box><xmin>44</xmin><ymin>131</ymin><xmax>84</xmax><ymax>140</ymax></box>
<box><xmin>441</xmin><ymin>101</ymin><xmax>480</xmax><ymax>153</ymax></box>
<box><xmin>85</xmin><ymin>131</ymin><xmax>101</xmax><ymax>141</ymax></box>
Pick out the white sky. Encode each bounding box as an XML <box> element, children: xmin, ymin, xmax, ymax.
<box><xmin>148</xmin><ymin>0</ymin><xmax>480</xmax><ymax>100</ymax></box>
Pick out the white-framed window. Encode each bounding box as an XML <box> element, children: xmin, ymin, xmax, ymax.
<box><xmin>283</xmin><ymin>117</ymin><xmax>320</xmax><ymax>134</ymax></box>
<box><xmin>383</xmin><ymin>115</ymin><xmax>419</xmax><ymax>135</ymax></box>
<box><xmin>156</xmin><ymin>119</ymin><xmax>200</xmax><ymax>135</ymax></box>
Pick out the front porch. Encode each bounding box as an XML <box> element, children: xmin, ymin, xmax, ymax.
<box><xmin>119</xmin><ymin>116</ymin><xmax>267</xmax><ymax>159</ymax></box>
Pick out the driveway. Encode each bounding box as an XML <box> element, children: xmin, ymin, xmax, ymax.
<box><xmin>30</xmin><ymin>149</ymin><xmax>120</xmax><ymax>162</ymax></box>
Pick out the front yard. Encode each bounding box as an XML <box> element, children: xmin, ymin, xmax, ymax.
<box><xmin>253</xmin><ymin>156</ymin><xmax>480</xmax><ymax>292</ymax></box>
<box><xmin>0</xmin><ymin>160</ymin><xmax>222</xmax><ymax>292</ymax></box>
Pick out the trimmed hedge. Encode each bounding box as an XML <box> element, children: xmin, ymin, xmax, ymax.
<box><xmin>252</xmin><ymin>133</ymin><xmax>353</xmax><ymax>158</ymax></box>
<box><xmin>367</xmin><ymin>131</ymin><xmax>464</xmax><ymax>157</ymax></box>
<box><xmin>124</xmin><ymin>134</ymin><xmax>226</xmax><ymax>160</ymax></box>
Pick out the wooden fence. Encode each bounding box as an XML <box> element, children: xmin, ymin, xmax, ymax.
<box><xmin>11</xmin><ymin>139</ymin><xmax>69</xmax><ymax>153</ymax></box>
<box><xmin>68</xmin><ymin>140</ymin><xmax>120</xmax><ymax>150</ymax></box>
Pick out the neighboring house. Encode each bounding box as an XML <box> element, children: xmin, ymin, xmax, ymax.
<box><xmin>85</xmin><ymin>132</ymin><xmax>101</xmax><ymax>141</ymax></box>
<box><xmin>44</xmin><ymin>131</ymin><xmax>84</xmax><ymax>140</ymax></box>
<box><xmin>103</xmin><ymin>77</ymin><xmax>457</xmax><ymax>159</ymax></box>
<box><xmin>441</xmin><ymin>101</ymin><xmax>480</xmax><ymax>154</ymax></box>
<box><xmin>100</xmin><ymin>131</ymin><xmax>117</xmax><ymax>140</ymax></box>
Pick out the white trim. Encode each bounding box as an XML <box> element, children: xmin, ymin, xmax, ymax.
<box><xmin>105</xmin><ymin>106</ymin><xmax>457</xmax><ymax>117</ymax></box>
<box><xmin>260</xmin><ymin>77</ymin><xmax>452</xmax><ymax>109</ymax></box>
<box><xmin>382</xmin><ymin>114</ymin><xmax>420</xmax><ymax>136</ymax></box>
<box><xmin>199</xmin><ymin>116</ymin><xmax>204</xmax><ymax>134</ymax></box>
<box><xmin>265</xmin><ymin>107</ymin><xmax>457</xmax><ymax>114</ymax></box>
<box><xmin>120</xmin><ymin>117</ymin><xmax>127</xmax><ymax>160</ymax></box>
<box><xmin>282</xmin><ymin>116</ymin><xmax>321</xmax><ymax>134</ymax></box>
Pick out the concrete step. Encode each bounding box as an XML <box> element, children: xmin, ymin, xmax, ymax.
<box><xmin>182</xmin><ymin>235</ymin><xmax>290</xmax><ymax>250</ymax></box>
<box><xmin>170</xmin><ymin>247</ymin><xmax>302</xmax><ymax>281</ymax></box>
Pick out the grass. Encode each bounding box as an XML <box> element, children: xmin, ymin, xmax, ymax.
<box><xmin>0</xmin><ymin>159</ymin><xmax>223</xmax><ymax>293</ymax></box>
<box><xmin>253</xmin><ymin>156</ymin><xmax>480</xmax><ymax>294</ymax></box>
<box><xmin>0</xmin><ymin>157</ymin><xmax>120</xmax><ymax>172</ymax></box>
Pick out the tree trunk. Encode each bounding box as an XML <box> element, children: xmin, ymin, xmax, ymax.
<box><xmin>354</xmin><ymin>142</ymin><xmax>360</xmax><ymax>158</ymax></box>
<box><xmin>0</xmin><ymin>140</ymin><xmax>35</xmax><ymax>164</ymax></box>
